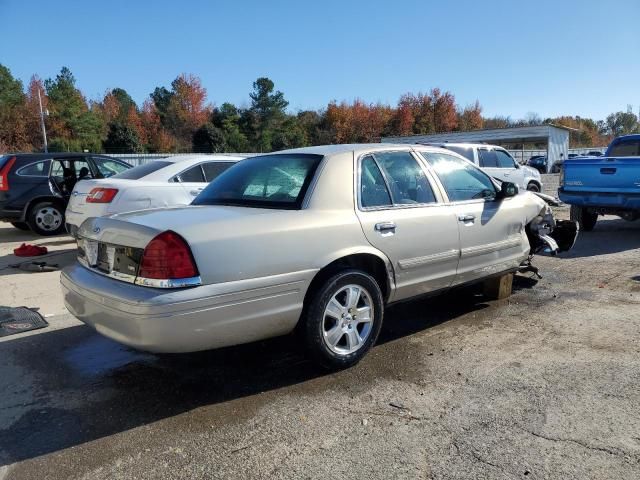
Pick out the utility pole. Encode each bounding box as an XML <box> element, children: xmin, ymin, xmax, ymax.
<box><xmin>37</xmin><ymin>88</ymin><xmax>48</xmax><ymax>153</ymax></box>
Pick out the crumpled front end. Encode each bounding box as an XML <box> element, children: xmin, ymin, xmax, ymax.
<box><xmin>526</xmin><ymin>203</ymin><xmax>578</xmax><ymax>255</ymax></box>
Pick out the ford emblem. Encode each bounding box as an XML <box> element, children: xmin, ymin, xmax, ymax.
<box><xmin>93</xmin><ymin>227</ymin><xmax>101</xmax><ymax>234</ymax></box>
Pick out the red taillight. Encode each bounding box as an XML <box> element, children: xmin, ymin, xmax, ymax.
<box><xmin>0</xmin><ymin>156</ymin><xmax>16</xmax><ymax>191</ymax></box>
<box><xmin>138</xmin><ymin>231</ymin><xmax>198</xmax><ymax>280</ymax></box>
<box><xmin>86</xmin><ymin>187</ymin><xmax>119</xmax><ymax>203</ymax></box>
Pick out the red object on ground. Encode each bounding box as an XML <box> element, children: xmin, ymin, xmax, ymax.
<box><xmin>13</xmin><ymin>243</ymin><xmax>48</xmax><ymax>257</ymax></box>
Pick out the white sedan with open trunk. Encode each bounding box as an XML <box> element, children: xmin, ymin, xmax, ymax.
<box><xmin>64</xmin><ymin>154</ymin><xmax>242</xmax><ymax>237</ymax></box>
<box><xmin>61</xmin><ymin>144</ymin><xmax>576</xmax><ymax>369</ymax></box>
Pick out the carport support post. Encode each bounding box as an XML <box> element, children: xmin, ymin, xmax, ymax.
<box><xmin>483</xmin><ymin>273</ymin><xmax>513</xmax><ymax>300</ymax></box>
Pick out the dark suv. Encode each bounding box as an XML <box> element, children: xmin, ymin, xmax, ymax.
<box><xmin>0</xmin><ymin>153</ymin><xmax>131</xmax><ymax>235</ymax></box>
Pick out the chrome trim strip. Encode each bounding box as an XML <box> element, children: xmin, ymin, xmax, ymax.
<box><xmin>134</xmin><ymin>276</ymin><xmax>202</xmax><ymax>289</ymax></box>
<box><xmin>461</xmin><ymin>237</ymin><xmax>522</xmax><ymax>258</ymax></box>
<box><xmin>397</xmin><ymin>249</ymin><xmax>460</xmax><ymax>270</ymax></box>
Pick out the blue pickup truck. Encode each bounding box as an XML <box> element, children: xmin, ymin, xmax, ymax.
<box><xmin>559</xmin><ymin>134</ymin><xmax>640</xmax><ymax>231</ymax></box>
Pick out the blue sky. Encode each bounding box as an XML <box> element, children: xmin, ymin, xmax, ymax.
<box><xmin>1</xmin><ymin>0</ymin><xmax>638</xmax><ymax>120</ymax></box>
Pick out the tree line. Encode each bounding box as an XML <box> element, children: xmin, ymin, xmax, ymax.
<box><xmin>1</xmin><ymin>64</ymin><xmax>638</xmax><ymax>155</ymax></box>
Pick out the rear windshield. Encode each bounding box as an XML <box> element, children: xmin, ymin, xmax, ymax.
<box><xmin>192</xmin><ymin>154</ymin><xmax>323</xmax><ymax>209</ymax></box>
<box><xmin>112</xmin><ymin>160</ymin><xmax>172</xmax><ymax>180</ymax></box>
<box><xmin>608</xmin><ymin>141</ymin><xmax>640</xmax><ymax>157</ymax></box>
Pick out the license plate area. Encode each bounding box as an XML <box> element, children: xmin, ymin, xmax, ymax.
<box><xmin>77</xmin><ymin>238</ymin><xmax>142</xmax><ymax>283</ymax></box>
<box><xmin>96</xmin><ymin>243</ymin><xmax>116</xmax><ymax>273</ymax></box>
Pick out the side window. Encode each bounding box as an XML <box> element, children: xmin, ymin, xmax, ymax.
<box><xmin>478</xmin><ymin>149</ymin><xmax>499</xmax><ymax>168</ymax></box>
<box><xmin>374</xmin><ymin>152</ymin><xmax>436</xmax><ymax>205</ymax></box>
<box><xmin>73</xmin><ymin>159</ymin><xmax>93</xmax><ymax>180</ymax></box>
<box><xmin>360</xmin><ymin>155</ymin><xmax>392</xmax><ymax>208</ymax></box>
<box><xmin>177</xmin><ymin>165</ymin><xmax>205</xmax><ymax>183</ymax></box>
<box><xmin>93</xmin><ymin>158</ymin><xmax>129</xmax><ymax>178</ymax></box>
<box><xmin>444</xmin><ymin>146</ymin><xmax>475</xmax><ymax>162</ymax></box>
<box><xmin>202</xmin><ymin>162</ymin><xmax>233</xmax><ymax>182</ymax></box>
<box><xmin>424</xmin><ymin>152</ymin><xmax>497</xmax><ymax>202</ymax></box>
<box><xmin>17</xmin><ymin>160</ymin><xmax>51</xmax><ymax>176</ymax></box>
<box><xmin>495</xmin><ymin>150</ymin><xmax>516</xmax><ymax>168</ymax></box>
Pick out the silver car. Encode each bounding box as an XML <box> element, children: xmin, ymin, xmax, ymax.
<box><xmin>61</xmin><ymin>144</ymin><xmax>576</xmax><ymax>369</ymax></box>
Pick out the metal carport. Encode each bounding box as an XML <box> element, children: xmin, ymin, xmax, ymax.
<box><xmin>382</xmin><ymin>125</ymin><xmax>571</xmax><ymax>173</ymax></box>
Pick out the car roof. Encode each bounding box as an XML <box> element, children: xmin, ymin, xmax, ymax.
<box><xmin>5</xmin><ymin>152</ymin><xmax>114</xmax><ymax>161</ymax></box>
<box><xmin>139</xmin><ymin>154</ymin><xmax>244</xmax><ymax>181</ymax></box>
<box><xmin>265</xmin><ymin>143</ymin><xmax>452</xmax><ymax>157</ymax></box>
<box><xmin>422</xmin><ymin>142</ymin><xmax>508</xmax><ymax>150</ymax></box>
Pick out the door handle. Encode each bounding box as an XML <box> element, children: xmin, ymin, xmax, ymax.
<box><xmin>190</xmin><ymin>188</ymin><xmax>204</xmax><ymax>196</ymax></box>
<box><xmin>458</xmin><ymin>214</ymin><xmax>476</xmax><ymax>223</ymax></box>
<box><xmin>374</xmin><ymin>222</ymin><xmax>396</xmax><ymax>233</ymax></box>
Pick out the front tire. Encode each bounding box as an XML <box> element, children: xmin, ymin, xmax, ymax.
<box><xmin>10</xmin><ymin>222</ymin><xmax>30</xmax><ymax>231</ymax></box>
<box><xmin>27</xmin><ymin>202</ymin><xmax>66</xmax><ymax>236</ymax></box>
<box><xmin>526</xmin><ymin>182</ymin><xmax>540</xmax><ymax>192</ymax></box>
<box><xmin>302</xmin><ymin>270</ymin><xmax>384</xmax><ymax>370</ymax></box>
<box><xmin>570</xmin><ymin>205</ymin><xmax>597</xmax><ymax>232</ymax></box>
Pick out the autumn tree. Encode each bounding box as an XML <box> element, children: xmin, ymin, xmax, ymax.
<box><xmin>23</xmin><ymin>75</ymin><xmax>48</xmax><ymax>150</ymax></box>
<box><xmin>0</xmin><ymin>64</ymin><xmax>29</xmax><ymax>152</ymax></box>
<box><xmin>165</xmin><ymin>74</ymin><xmax>211</xmax><ymax>149</ymax></box>
<box><xmin>458</xmin><ymin>101</ymin><xmax>483</xmax><ymax>131</ymax></box>
<box><xmin>140</xmin><ymin>98</ymin><xmax>175</xmax><ymax>152</ymax></box>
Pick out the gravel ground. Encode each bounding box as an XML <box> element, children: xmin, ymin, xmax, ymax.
<box><xmin>1</xmin><ymin>181</ymin><xmax>639</xmax><ymax>479</ymax></box>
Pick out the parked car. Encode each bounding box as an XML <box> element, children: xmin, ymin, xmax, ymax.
<box><xmin>428</xmin><ymin>143</ymin><xmax>543</xmax><ymax>192</ymax></box>
<box><xmin>65</xmin><ymin>154</ymin><xmax>243</xmax><ymax>237</ymax></box>
<box><xmin>587</xmin><ymin>150</ymin><xmax>604</xmax><ymax>157</ymax></box>
<box><xmin>61</xmin><ymin>144</ymin><xmax>577</xmax><ymax>369</ymax></box>
<box><xmin>559</xmin><ymin>134</ymin><xmax>640</xmax><ymax>231</ymax></box>
<box><xmin>0</xmin><ymin>153</ymin><xmax>131</xmax><ymax>235</ymax></box>
<box><xmin>527</xmin><ymin>155</ymin><xmax>548</xmax><ymax>174</ymax></box>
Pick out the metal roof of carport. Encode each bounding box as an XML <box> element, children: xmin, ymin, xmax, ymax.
<box><xmin>381</xmin><ymin>124</ymin><xmax>573</xmax><ymax>145</ymax></box>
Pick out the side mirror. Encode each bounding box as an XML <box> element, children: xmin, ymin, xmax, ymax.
<box><xmin>497</xmin><ymin>182</ymin><xmax>518</xmax><ymax>199</ymax></box>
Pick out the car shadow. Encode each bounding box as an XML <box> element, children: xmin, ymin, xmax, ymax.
<box><xmin>0</xmin><ymin>225</ymin><xmax>70</xmax><ymax>244</ymax></box>
<box><xmin>561</xmin><ymin>216</ymin><xmax>640</xmax><ymax>259</ymax></box>
<box><xmin>0</xmin><ymin>288</ymin><xmax>489</xmax><ymax>466</ymax></box>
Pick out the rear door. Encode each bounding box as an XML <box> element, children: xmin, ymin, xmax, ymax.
<box><xmin>173</xmin><ymin>164</ymin><xmax>208</xmax><ymax>200</ymax></box>
<box><xmin>422</xmin><ymin>151</ymin><xmax>528</xmax><ymax>286</ymax></box>
<box><xmin>4</xmin><ymin>158</ymin><xmax>53</xmax><ymax>212</ymax></box>
<box><xmin>355</xmin><ymin>150</ymin><xmax>460</xmax><ymax>301</ymax></box>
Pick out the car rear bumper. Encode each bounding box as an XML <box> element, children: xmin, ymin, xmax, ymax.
<box><xmin>61</xmin><ymin>262</ymin><xmax>313</xmax><ymax>353</ymax></box>
<box><xmin>558</xmin><ymin>189</ymin><xmax>640</xmax><ymax>210</ymax></box>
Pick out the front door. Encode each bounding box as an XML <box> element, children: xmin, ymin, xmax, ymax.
<box><xmin>355</xmin><ymin>151</ymin><xmax>460</xmax><ymax>302</ymax></box>
<box><xmin>421</xmin><ymin>151</ymin><xmax>528</xmax><ymax>286</ymax></box>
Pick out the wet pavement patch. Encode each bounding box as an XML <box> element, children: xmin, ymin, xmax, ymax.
<box><xmin>0</xmin><ymin>306</ymin><xmax>48</xmax><ymax>337</ymax></box>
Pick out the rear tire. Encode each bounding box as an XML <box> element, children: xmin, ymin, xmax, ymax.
<box><xmin>27</xmin><ymin>202</ymin><xmax>66</xmax><ymax>236</ymax></box>
<box><xmin>302</xmin><ymin>270</ymin><xmax>384</xmax><ymax>370</ymax></box>
<box><xmin>526</xmin><ymin>182</ymin><xmax>540</xmax><ymax>192</ymax></box>
<box><xmin>10</xmin><ymin>222</ymin><xmax>30</xmax><ymax>231</ymax></box>
<box><xmin>570</xmin><ymin>205</ymin><xmax>597</xmax><ymax>232</ymax></box>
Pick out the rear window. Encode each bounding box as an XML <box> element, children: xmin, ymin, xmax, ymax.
<box><xmin>112</xmin><ymin>161</ymin><xmax>172</xmax><ymax>180</ymax></box>
<box><xmin>203</xmin><ymin>162</ymin><xmax>234</xmax><ymax>182</ymax></box>
<box><xmin>193</xmin><ymin>154</ymin><xmax>323</xmax><ymax>209</ymax></box>
<box><xmin>608</xmin><ymin>141</ymin><xmax>640</xmax><ymax>157</ymax></box>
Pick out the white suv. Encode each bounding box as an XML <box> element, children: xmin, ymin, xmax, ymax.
<box><xmin>429</xmin><ymin>143</ymin><xmax>543</xmax><ymax>192</ymax></box>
